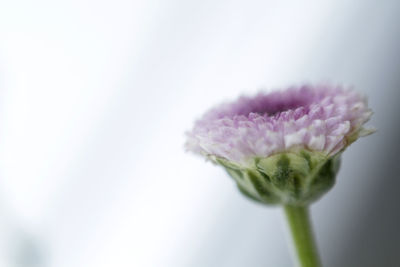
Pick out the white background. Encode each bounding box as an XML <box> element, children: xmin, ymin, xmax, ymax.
<box><xmin>0</xmin><ymin>0</ymin><xmax>399</xmax><ymax>266</ymax></box>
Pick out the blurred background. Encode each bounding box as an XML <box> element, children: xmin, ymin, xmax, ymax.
<box><xmin>0</xmin><ymin>0</ymin><xmax>399</xmax><ymax>266</ymax></box>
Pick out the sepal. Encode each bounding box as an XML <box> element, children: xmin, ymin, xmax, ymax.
<box><xmin>213</xmin><ymin>150</ymin><xmax>340</xmax><ymax>206</ymax></box>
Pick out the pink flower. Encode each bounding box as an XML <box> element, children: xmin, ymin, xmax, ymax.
<box><xmin>186</xmin><ymin>85</ymin><xmax>373</xmax><ymax>166</ymax></box>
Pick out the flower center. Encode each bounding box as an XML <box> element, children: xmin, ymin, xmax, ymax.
<box><xmin>245</xmin><ymin>94</ymin><xmax>311</xmax><ymax>117</ymax></box>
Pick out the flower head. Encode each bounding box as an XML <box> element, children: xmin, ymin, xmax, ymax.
<box><xmin>186</xmin><ymin>85</ymin><xmax>374</xmax><ymax>205</ymax></box>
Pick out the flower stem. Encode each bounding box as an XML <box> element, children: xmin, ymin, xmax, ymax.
<box><xmin>284</xmin><ymin>205</ymin><xmax>321</xmax><ymax>267</ymax></box>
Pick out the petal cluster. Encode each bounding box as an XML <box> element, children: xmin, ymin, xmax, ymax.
<box><xmin>186</xmin><ymin>85</ymin><xmax>373</xmax><ymax>165</ymax></box>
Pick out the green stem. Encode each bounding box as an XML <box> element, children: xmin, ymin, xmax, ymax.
<box><xmin>284</xmin><ymin>205</ymin><xmax>321</xmax><ymax>267</ymax></box>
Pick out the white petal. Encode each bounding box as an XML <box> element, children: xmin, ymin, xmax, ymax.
<box><xmin>284</xmin><ymin>129</ymin><xmax>307</xmax><ymax>148</ymax></box>
<box><xmin>324</xmin><ymin>135</ymin><xmax>344</xmax><ymax>153</ymax></box>
<box><xmin>330</xmin><ymin>121</ymin><xmax>350</xmax><ymax>136</ymax></box>
<box><xmin>308</xmin><ymin>135</ymin><xmax>326</xmax><ymax>151</ymax></box>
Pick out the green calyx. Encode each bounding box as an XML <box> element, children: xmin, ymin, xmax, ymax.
<box><xmin>214</xmin><ymin>149</ymin><xmax>341</xmax><ymax>206</ymax></box>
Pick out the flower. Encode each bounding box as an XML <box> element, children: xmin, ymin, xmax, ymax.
<box><xmin>186</xmin><ymin>85</ymin><xmax>374</xmax><ymax>205</ymax></box>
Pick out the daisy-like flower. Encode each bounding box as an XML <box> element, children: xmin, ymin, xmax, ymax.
<box><xmin>186</xmin><ymin>85</ymin><xmax>373</xmax><ymax>206</ymax></box>
<box><xmin>186</xmin><ymin>84</ymin><xmax>374</xmax><ymax>267</ymax></box>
